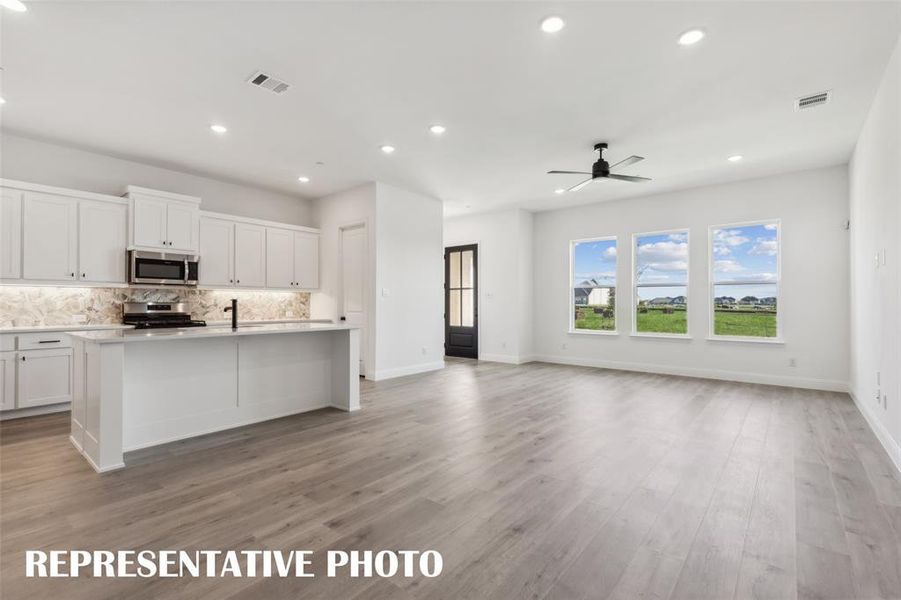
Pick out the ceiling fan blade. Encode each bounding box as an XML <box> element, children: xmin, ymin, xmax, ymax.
<box><xmin>607</xmin><ymin>173</ymin><xmax>652</xmax><ymax>183</ymax></box>
<box><xmin>548</xmin><ymin>170</ymin><xmax>591</xmax><ymax>175</ymax></box>
<box><xmin>568</xmin><ymin>178</ymin><xmax>596</xmax><ymax>192</ymax></box>
<box><xmin>609</xmin><ymin>155</ymin><xmax>644</xmax><ymax>170</ymax></box>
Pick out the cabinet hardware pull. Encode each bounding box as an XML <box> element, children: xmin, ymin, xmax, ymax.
<box><xmin>21</xmin><ymin>356</ymin><xmax>26</xmax><ymax>361</ymax></box>
<box><xmin>38</xmin><ymin>340</ymin><xmax>61</xmax><ymax>344</ymax></box>
<box><xmin>82</xmin><ymin>273</ymin><xmax>86</xmax><ymax>278</ymax></box>
<box><xmin>70</xmin><ymin>272</ymin><xmax>75</xmax><ymax>277</ymax></box>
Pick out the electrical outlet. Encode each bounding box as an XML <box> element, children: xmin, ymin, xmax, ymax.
<box><xmin>72</xmin><ymin>314</ymin><xmax>87</xmax><ymax>323</ymax></box>
<box><xmin>789</xmin><ymin>358</ymin><xmax>797</xmax><ymax>368</ymax></box>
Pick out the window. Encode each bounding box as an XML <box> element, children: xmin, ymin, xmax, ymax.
<box><xmin>570</xmin><ymin>237</ymin><xmax>617</xmax><ymax>332</ymax></box>
<box><xmin>710</xmin><ymin>221</ymin><xmax>780</xmax><ymax>339</ymax></box>
<box><xmin>633</xmin><ymin>230</ymin><xmax>689</xmax><ymax>335</ymax></box>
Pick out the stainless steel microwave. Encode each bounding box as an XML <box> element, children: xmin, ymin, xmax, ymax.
<box><xmin>128</xmin><ymin>250</ymin><xmax>199</xmax><ymax>286</ymax></box>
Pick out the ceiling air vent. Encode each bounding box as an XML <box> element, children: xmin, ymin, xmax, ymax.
<box><xmin>247</xmin><ymin>71</ymin><xmax>291</xmax><ymax>94</ymax></box>
<box><xmin>795</xmin><ymin>90</ymin><xmax>831</xmax><ymax>111</ymax></box>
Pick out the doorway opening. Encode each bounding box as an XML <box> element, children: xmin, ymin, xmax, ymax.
<box><xmin>444</xmin><ymin>244</ymin><xmax>478</xmax><ymax>359</ymax></box>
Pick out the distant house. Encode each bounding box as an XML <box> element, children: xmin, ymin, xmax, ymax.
<box><xmin>648</xmin><ymin>297</ymin><xmax>673</xmax><ymax>306</ymax></box>
<box><xmin>574</xmin><ymin>280</ymin><xmax>611</xmax><ymax>306</ymax></box>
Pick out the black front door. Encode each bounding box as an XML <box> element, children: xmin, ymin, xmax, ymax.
<box><xmin>445</xmin><ymin>244</ymin><xmax>478</xmax><ymax>358</ymax></box>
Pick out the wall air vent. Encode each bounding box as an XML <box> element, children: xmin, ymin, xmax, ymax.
<box><xmin>794</xmin><ymin>90</ymin><xmax>831</xmax><ymax>111</ymax></box>
<box><xmin>247</xmin><ymin>71</ymin><xmax>291</xmax><ymax>94</ymax></box>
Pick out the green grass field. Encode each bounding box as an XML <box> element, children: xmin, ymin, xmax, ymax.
<box><xmin>636</xmin><ymin>308</ymin><xmax>687</xmax><ymax>334</ymax></box>
<box><xmin>574</xmin><ymin>306</ymin><xmax>615</xmax><ymax>331</ymax></box>
<box><xmin>714</xmin><ymin>310</ymin><xmax>777</xmax><ymax>337</ymax></box>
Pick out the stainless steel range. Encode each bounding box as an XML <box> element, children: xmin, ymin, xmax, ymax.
<box><xmin>122</xmin><ymin>302</ymin><xmax>207</xmax><ymax>329</ymax></box>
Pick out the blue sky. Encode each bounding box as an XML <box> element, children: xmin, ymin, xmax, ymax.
<box><xmin>712</xmin><ymin>223</ymin><xmax>778</xmax><ymax>298</ymax></box>
<box><xmin>635</xmin><ymin>231</ymin><xmax>688</xmax><ymax>286</ymax></box>
<box><xmin>572</xmin><ymin>238</ymin><xmax>616</xmax><ymax>287</ymax></box>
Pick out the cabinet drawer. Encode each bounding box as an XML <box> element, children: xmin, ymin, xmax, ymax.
<box><xmin>17</xmin><ymin>333</ymin><xmax>73</xmax><ymax>350</ymax></box>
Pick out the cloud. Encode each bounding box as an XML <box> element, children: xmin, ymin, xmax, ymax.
<box><xmin>719</xmin><ymin>272</ymin><xmax>778</xmax><ymax>283</ymax></box>
<box><xmin>764</xmin><ymin>223</ymin><xmax>778</xmax><ymax>230</ymax></box>
<box><xmin>668</xmin><ymin>233</ymin><xmax>688</xmax><ymax>243</ymax></box>
<box><xmin>638</xmin><ymin>240</ymin><xmax>687</xmax><ymax>262</ymax></box>
<box><xmin>713</xmin><ymin>229</ymin><xmax>749</xmax><ymax>247</ymax></box>
<box><xmin>749</xmin><ymin>239</ymin><xmax>778</xmax><ymax>256</ymax></box>
<box><xmin>713</xmin><ymin>244</ymin><xmax>732</xmax><ymax>257</ymax></box>
<box><xmin>646</xmin><ymin>261</ymin><xmax>688</xmax><ymax>272</ymax></box>
<box><xmin>604</xmin><ymin>246</ymin><xmax>617</xmax><ymax>259</ymax></box>
<box><xmin>714</xmin><ymin>259</ymin><xmax>745</xmax><ymax>273</ymax></box>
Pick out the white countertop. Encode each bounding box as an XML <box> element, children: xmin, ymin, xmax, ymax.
<box><xmin>68</xmin><ymin>322</ymin><xmax>359</xmax><ymax>344</ymax></box>
<box><xmin>0</xmin><ymin>324</ymin><xmax>135</xmax><ymax>334</ymax></box>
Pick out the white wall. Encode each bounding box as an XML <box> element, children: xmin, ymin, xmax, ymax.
<box><xmin>311</xmin><ymin>181</ymin><xmax>443</xmax><ymax>381</ymax></box>
<box><xmin>444</xmin><ymin>208</ymin><xmax>534</xmax><ymax>363</ymax></box>
<box><xmin>849</xmin><ymin>35</ymin><xmax>901</xmax><ymax>470</ymax></box>
<box><xmin>532</xmin><ymin>165</ymin><xmax>850</xmax><ymax>391</ymax></box>
<box><xmin>310</xmin><ymin>183</ymin><xmax>378</xmax><ymax>379</ymax></box>
<box><xmin>373</xmin><ymin>183</ymin><xmax>444</xmax><ymax>379</ymax></box>
<box><xmin>0</xmin><ymin>133</ymin><xmax>313</xmax><ymax>226</ymax></box>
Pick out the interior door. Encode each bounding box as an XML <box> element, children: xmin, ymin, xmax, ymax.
<box><xmin>341</xmin><ymin>225</ymin><xmax>367</xmax><ymax>373</ymax></box>
<box><xmin>445</xmin><ymin>244</ymin><xmax>478</xmax><ymax>359</ymax></box>
<box><xmin>78</xmin><ymin>200</ymin><xmax>127</xmax><ymax>283</ymax></box>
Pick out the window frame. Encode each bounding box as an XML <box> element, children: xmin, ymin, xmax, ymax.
<box><xmin>708</xmin><ymin>219</ymin><xmax>783</xmax><ymax>343</ymax></box>
<box><xmin>568</xmin><ymin>235</ymin><xmax>619</xmax><ymax>336</ymax></box>
<box><xmin>631</xmin><ymin>228</ymin><xmax>691</xmax><ymax>339</ymax></box>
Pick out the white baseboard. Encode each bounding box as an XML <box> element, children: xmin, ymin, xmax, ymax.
<box><xmin>531</xmin><ymin>354</ymin><xmax>848</xmax><ymax>392</ymax></box>
<box><xmin>371</xmin><ymin>361</ymin><xmax>445</xmax><ymax>381</ymax></box>
<box><xmin>849</xmin><ymin>387</ymin><xmax>901</xmax><ymax>474</ymax></box>
<box><xmin>0</xmin><ymin>402</ymin><xmax>70</xmax><ymax>420</ymax></box>
<box><xmin>478</xmin><ymin>353</ymin><xmax>537</xmax><ymax>365</ymax></box>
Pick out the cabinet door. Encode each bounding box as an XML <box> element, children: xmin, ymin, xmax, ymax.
<box><xmin>265</xmin><ymin>228</ymin><xmax>295</xmax><ymax>288</ymax></box>
<box><xmin>234</xmin><ymin>223</ymin><xmax>266</xmax><ymax>288</ymax></box>
<box><xmin>0</xmin><ymin>189</ymin><xmax>22</xmax><ymax>281</ymax></box>
<box><xmin>22</xmin><ymin>192</ymin><xmax>78</xmax><ymax>281</ymax></box>
<box><xmin>167</xmin><ymin>201</ymin><xmax>199</xmax><ymax>253</ymax></box>
<box><xmin>16</xmin><ymin>348</ymin><xmax>73</xmax><ymax>408</ymax></box>
<box><xmin>79</xmin><ymin>200</ymin><xmax>127</xmax><ymax>283</ymax></box>
<box><xmin>0</xmin><ymin>351</ymin><xmax>15</xmax><ymax>411</ymax></box>
<box><xmin>294</xmin><ymin>231</ymin><xmax>319</xmax><ymax>289</ymax></box>
<box><xmin>199</xmin><ymin>217</ymin><xmax>234</xmax><ymax>286</ymax></box>
<box><xmin>132</xmin><ymin>195</ymin><xmax>168</xmax><ymax>249</ymax></box>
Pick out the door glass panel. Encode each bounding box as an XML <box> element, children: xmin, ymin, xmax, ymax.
<box><xmin>461</xmin><ymin>289</ymin><xmax>474</xmax><ymax>326</ymax></box>
<box><xmin>461</xmin><ymin>250</ymin><xmax>473</xmax><ymax>288</ymax></box>
<box><xmin>449</xmin><ymin>290</ymin><xmax>461</xmax><ymax>326</ymax></box>
<box><xmin>449</xmin><ymin>252</ymin><xmax>461</xmax><ymax>288</ymax></box>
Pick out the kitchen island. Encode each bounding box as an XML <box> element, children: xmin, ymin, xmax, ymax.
<box><xmin>67</xmin><ymin>323</ymin><xmax>360</xmax><ymax>472</ymax></box>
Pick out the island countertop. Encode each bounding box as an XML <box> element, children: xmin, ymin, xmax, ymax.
<box><xmin>68</xmin><ymin>322</ymin><xmax>360</xmax><ymax>344</ymax></box>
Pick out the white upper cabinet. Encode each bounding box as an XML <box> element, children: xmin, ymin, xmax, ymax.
<box><xmin>199</xmin><ymin>216</ymin><xmax>234</xmax><ymax>287</ymax></box>
<box><xmin>126</xmin><ymin>187</ymin><xmax>200</xmax><ymax>253</ymax></box>
<box><xmin>79</xmin><ymin>200</ymin><xmax>127</xmax><ymax>284</ymax></box>
<box><xmin>293</xmin><ymin>231</ymin><xmax>319</xmax><ymax>290</ymax></box>
<box><xmin>234</xmin><ymin>223</ymin><xmax>266</xmax><ymax>288</ymax></box>
<box><xmin>0</xmin><ymin>189</ymin><xmax>22</xmax><ymax>281</ymax></box>
<box><xmin>23</xmin><ymin>192</ymin><xmax>78</xmax><ymax>282</ymax></box>
<box><xmin>131</xmin><ymin>194</ymin><xmax>168</xmax><ymax>249</ymax></box>
<box><xmin>266</xmin><ymin>228</ymin><xmax>295</xmax><ymax>289</ymax></box>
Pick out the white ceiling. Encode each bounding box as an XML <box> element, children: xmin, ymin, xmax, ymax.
<box><xmin>1</xmin><ymin>2</ymin><xmax>899</xmax><ymax>216</ymax></box>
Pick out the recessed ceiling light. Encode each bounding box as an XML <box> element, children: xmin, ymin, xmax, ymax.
<box><xmin>540</xmin><ymin>15</ymin><xmax>565</xmax><ymax>33</ymax></box>
<box><xmin>727</xmin><ymin>155</ymin><xmax>743</xmax><ymax>162</ymax></box>
<box><xmin>297</xmin><ymin>176</ymin><xmax>310</xmax><ymax>183</ymax></box>
<box><xmin>380</xmin><ymin>145</ymin><xmax>396</xmax><ymax>154</ymax></box>
<box><xmin>0</xmin><ymin>0</ymin><xmax>27</xmax><ymax>12</ymax></box>
<box><xmin>678</xmin><ymin>29</ymin><xmax>705</xmax><ymax>46</ymax></box>
<box><xmin>0</xmin><ymin>97</ymin><xmax>6</xmax><ymax>105</ymax></box>
<box><xmin>554</xmin><ymin>188</ymin><xmax>566</xmax><ymax>195</ymax></box>
<box><xmin>210</xmin><ymin>124</ymin><xmax>228</xmax><ymax>134</ymax></box>
<box><xmin>429</xmin><ymin>124</ymin><xmax>446</xmax><ymax>135</ymax></box>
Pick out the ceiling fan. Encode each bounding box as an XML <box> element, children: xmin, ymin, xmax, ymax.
<box><xmin>549</xmin><ymin>143</ymin><xmax>651</xmax><ymax>191</ymax></box>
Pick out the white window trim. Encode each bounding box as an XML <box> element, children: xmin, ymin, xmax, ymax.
<box><xmin>632</xmin><ymin>228</ymin><xmax>690</xmax><ymax>337</ymax></box>
<box><xmin>569</xmin><ymin>235</ymin><xmax>618</xmax><ymax>335</ymax></box>
<box><xmin>708</xmin><ymin>219</ymin><xmax>783</xmax><ymax>343</ymax></box>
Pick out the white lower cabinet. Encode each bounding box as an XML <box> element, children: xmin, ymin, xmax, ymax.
<box><xmin>16</xmin><ymin>348</ymin><xmax>73</xmax><ymax>408</ymax></box>
<box><xmin>0</xmin><ymin>352</ymin><xmax>16</xmax><ymax>411</ymax></box>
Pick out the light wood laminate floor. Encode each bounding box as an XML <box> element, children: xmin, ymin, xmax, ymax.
<box><xmin>2</xmin><ymin>360</ymin><xmax>901</xmax><ymax>599</ymax></box>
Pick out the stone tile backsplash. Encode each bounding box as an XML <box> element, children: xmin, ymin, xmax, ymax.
<box><xmin>0</xmin><ymin>287</ymin><xmax>311</xmax><ymax>328</ymax></box>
